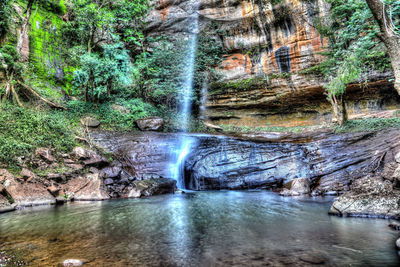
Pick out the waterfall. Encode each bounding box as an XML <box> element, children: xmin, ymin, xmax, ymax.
<box><xmin>170</xmin><ymin>1</ymin><xmax>200</xmax><ymax>189</ymax></box>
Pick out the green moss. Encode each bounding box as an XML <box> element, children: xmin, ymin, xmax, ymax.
<box><xmin>209</xmin><ymin>77</ymin><xmax>269</xmax><ymax>95</ymax></box>
<box><xmin>335</xmin><ymin>117</ymin><xmax>400</xmax><ymax>133</ymax></box>
<box><xmin>220</xmin><ymin>124</ymin><xmax>311</xmax><ymax>133</ymax></box>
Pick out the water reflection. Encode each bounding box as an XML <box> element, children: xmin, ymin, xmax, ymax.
<box><xmin>0</xmin><ymin>192</ymin><xmax>399</xmax><ymax>266</ymax></box>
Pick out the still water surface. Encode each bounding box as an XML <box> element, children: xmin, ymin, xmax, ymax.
<box><xmin>0</xmin><ymin>191</ymin><xmax>399</xmax><ymax>266</ymax></box>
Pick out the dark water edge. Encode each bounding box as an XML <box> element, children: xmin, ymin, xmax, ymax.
<box><xmin>0</xmin><ymin>191</ymin><xmax>399</xmax><ymax>266</ymax></box>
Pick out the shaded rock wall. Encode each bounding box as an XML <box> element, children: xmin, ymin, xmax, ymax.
<box><xmin>92</xmin><ymin>130</ymin><xmax>400</xmax><ymax>195</ymax></box>
<box><xmin>146</xmin><ymin>0</ymin><xmax>400</xmax><ymax>127</ymax></box>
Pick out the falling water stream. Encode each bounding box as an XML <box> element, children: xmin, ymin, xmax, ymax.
<box><xmin>170</xmin><ymin>1</ymin><xmax>200</xmax><ymax>188</ymax></box>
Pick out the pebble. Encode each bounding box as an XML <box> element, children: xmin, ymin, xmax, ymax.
<box><xmin>63</xmin><ymin>259</ymin><xmax>83</xmax><ymax>266</ymax></box>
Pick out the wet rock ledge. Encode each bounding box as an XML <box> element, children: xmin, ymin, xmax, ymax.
<box><xmin>92</xmin><ymin>129</ymin><xmax>400</xmax><ymax>218</ymax></box>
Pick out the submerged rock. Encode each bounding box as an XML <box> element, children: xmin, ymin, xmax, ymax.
<box><xmin>136</xmin><ymin>117</ymin><xmax>164</xmax><ymax>131</ymax></box>
<box><xmin>329</xmin><ymin>177</ymin><xmax>400</xmax><ymax>219</ymax></box>
<box><xmin>389</xmin><ymin>222</ymin><xmax>400</xmax><ymax>231</ymax></box>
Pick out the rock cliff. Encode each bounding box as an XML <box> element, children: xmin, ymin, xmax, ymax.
<box><xmin>146</xmin><ymin>0</ymin><xmax>400</xmax><ymax>127</ymax></box>
<box><xmin>92</xmin><ymin>129</ymin><xmax>400</xmax><ymax>196</ymax></box>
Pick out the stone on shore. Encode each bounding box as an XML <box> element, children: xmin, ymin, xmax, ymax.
<box><xmin>62</xmin><ymin>173</ymin><xmax>110</xmax><ymax>201</ymax></box>
<box><xmin>136</xmin><ymin>117</ymin><xmax>164</xmax><ymax>131</ymax></box>
<box><xmin>80</xmin><ymin>116</ymin><xmax>100</xmax><ymax>128</ymax></box>
<box><xmin>63</xmin><ymin>259</ymin><xmax>83</xmax><ymax>266</ymax></box>
<box><xmin>329</xmin><ymin>177</ymin><xmax>400</xmax><ymax>219</ymax></box>
<box><xmin>280</xmin><ymin>178</ymin><xmax>310</xmax><ymax>196</ymax></box>
<box><xmin>35</xmin><ymin>147</ymin><xmax>55</xmax><ymax>162</ymax></box>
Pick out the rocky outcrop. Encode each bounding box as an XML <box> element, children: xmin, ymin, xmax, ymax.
<box><xmin>329</xmin><ymin>177</ymin><xmax>400</xmax><ymax>219</ymax></box>
<box><xmin>129</xmin><ymin>178</ymin><xmax>177</xmax><ymax>198</ymax></box>
<box><xmin>0</xmin><ymin>143</ymin><xmax>180</xmax><ymax>213</ymax></box>
<box><xmin>146</xmin><ymin>0</ymin><xmax>399</xmax><ymax>127</ymax></box>
<box><xmin>92</xmin><ymin>129</ymin><xmax>400</xmax><ymax>195</ymax></box>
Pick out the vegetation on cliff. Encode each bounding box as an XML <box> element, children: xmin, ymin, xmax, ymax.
<box><xmin>318</xmin><ymin>0</ymin><xmax>400</xmax><ymax>125</ymax></box>
<box><xmin>0</xmin><ymin>0</ymin><xmax>400</xmax><ymax>166</ymax></box>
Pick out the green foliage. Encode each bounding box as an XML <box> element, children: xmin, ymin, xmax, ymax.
<box><xmin>317</xmin><ymin>0</ymin><xmax>391</xmax><ymax>79</ymax></box>
<box><xmin>0</xmin><ymin>44</ymin><xmax>22</xmax><ymax>76</ymax></box>
<box><xmin>132</xmin><ymin>35</ymin><xmax>224</xmax><ymax>110</ymax></box>
<box><xmin>325</xmin><ymin>56</ymin><xmax>361</xmax><ymax>98</ymax></box>
<box><xmin>65</xmin><ymin>98</ymin><xmax>155</xmax><ymax>130</ymax></box>
<box><xmin>73</xmin><ymin>43</ymin><xmax>132</xmax><ymax>102</ymax></box>
<box><xmin>383</xmin><ymin>0</ymin><xmax>400</xmax><ymax>36</ymax></box>
<box><xmin>335</xmin><ymin>117</ymin><xmax>400</xmax><ymax>133</ymax></box>
<box><xmin>36</xmin><ymin>0</ymin><xmax>66</xmax><ymax>15</ymax></box>
<box><xmin>112</xmin><ymin>0</ymin><xmax>149</xmax><ymax>50</ymax></box>
<box><xmin>0</xmin><ymin>103</ymin><xmax>76</xmax><ymax>166</ymax></box>
<box><xmin>60</xmin><ymin>0</ymin><xmax>114</xmax><ymax>53</ymax></box>
<box><xmin>0</xmin><ymin>0</ymin><xmax>12</xmax><ymax>38</ymax></box>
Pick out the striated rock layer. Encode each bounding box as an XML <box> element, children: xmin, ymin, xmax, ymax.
<box><xmin>146</xmin><ymin>0</ymin><xmax>400</xmax><ymax>127</ymax></box>
<box><xmin>92</xmin><ymin>129</ymin><xmax>400</xmax><ymax>195</ymax></box>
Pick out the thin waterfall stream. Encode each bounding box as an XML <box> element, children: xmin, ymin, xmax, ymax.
<box><xmin>169</xmin><ymin>0</ymin><xmax>200</xmax><ymax>189</ymax></box>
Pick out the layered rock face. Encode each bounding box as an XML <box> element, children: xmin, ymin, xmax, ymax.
<box><xmin>146</xmin><ymin>0</ymin><xmax>400</xmax><ymax>127</ymax></box>
<box><xmin>92</xmin><ymin>130</ymin><xmax>400</xmax><ymax>195</ymax></box>
<box><xmin>0</xmin><ymin>145</ymin><xmax>177</xmax><ymax>212</ymax></box>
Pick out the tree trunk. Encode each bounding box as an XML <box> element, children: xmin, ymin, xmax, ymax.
<box><xmin>365</xmin><ymin>0</ymin><xmax>400</xmax><ymax>95</ymax></box>
<box><xmin>17</xmin><ymin>0</ymin><xmax>34</xmax><ymax>61</ymax></box>
<box><xmin>330</xmin><ymin>94</ymin><xmax>348</xmax><ymax>126</ymax></box>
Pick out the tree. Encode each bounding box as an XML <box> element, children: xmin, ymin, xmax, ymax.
<box><xmin>318</xmin><ymin>0</ymin><xmax>395</xmax><ymax>125</ymax></box>
<box><xmin>0</xmin><ymin>45</ymin><xmax>23</xmax><ymax>106</ymax></box>
<box><xmin>61</xmin><ymin>0</ymin><xmax>114</xmax><ymax>54</ymax></box>
<box><xmin>0</xmin><ymin>0</ymin><xmax>12</xmax><ymax>40</ymax></box>
<box><xmin>73</xmin><ymin>43</ymin><xmax>132</xmax><ymax>102</ymax></box>
<box><xmin>365</xmin><ymin>0</ymin><xmax>400</xmax><ymax>94</ymax></box>
<box><xmin>325</xmin><ymin>57</ymin><xmax>361</xmax><ymax>125</ymax></box>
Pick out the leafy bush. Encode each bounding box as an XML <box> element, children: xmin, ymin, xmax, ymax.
<box><xmin>0</xmin><ymin>103</ymin><xmax>76</xmax><ymax>166</ymax></box>
<box><xmin>73</xmin><ymin>43</ymin><xmax>132</xmax><ymax>102</ymax></box>
<box><xmin>66</xmin><ymin>99</ymin><xmax>155</xmax><ymax>130</ymax></box>
<box><xmin>0</xmin><ymin>0</ymin><xmax>12</xmax><ymax>38</ymax></box>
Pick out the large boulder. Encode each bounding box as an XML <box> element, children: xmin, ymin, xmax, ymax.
<box><xmin>0</xmin><ymin>184</ymin><xmax>16</xmax><ymax>213</ymax></box>
<box><xmin>329</xmin><ymin>177</ymin><xmax>400</xmax><ymax>219</ymax></box>
<box><xmin>136</xmin><ymin>117</ymin><xmax>164</xmax><ymax>131</ymax></box>
<box><xmin>35</xmin><ymin>147</ymin><xmax>55</xmax><ymax>162</ymax></box>
<box><xmin>129</xmin><ymin>178</ymin><xmax>176</xmax><ymax>198</ymax></box>
<box><xmin>1</xmin><ymin>169</ymin><xmax>55</xmax><ymax>207</ymax></box>
<box><xmin>62</xmin><ymin>173</ymin><xmax>110</xmax><ymax>201</ymax></box>
<box><xmin>80</xmin><ymin>116</ymin><xmax>100</xmax><ymax>128</ymax></box>
<box><xmin>290</xmin><ymin>178</ymin><xmax>311</xmax><ymax>194</ymax></box>
<box><xmin>101</xmin><ymin>166</ymin><xmax>121</xmax><ymax>178</ymax></box>
<box><xmin>279</xmin><ymin>178</ymin><xmax>311</xmax><ymax>196</ymax></box>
